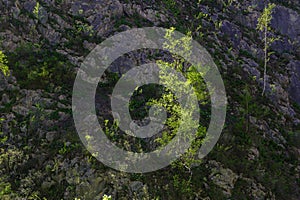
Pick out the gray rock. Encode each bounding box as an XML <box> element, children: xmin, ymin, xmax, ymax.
<box><xmin>20</xmin><ymin>89</ymin><xmax>42</xmax><ymax>107</ymax></box>
<box><xmin>23</xmin><ymin>0</ymin><xmax>37</xmax><ymax>13</ymax></box>
<box><xmin>40</xmin><ymin>24</ymin><xmax>62</xmax><ymax>45</ymax></box>
<box><xmin>247</xmin><ymin>147</ymin><xmax>259</xmax><ymax>161</ymax></box>
<box><xmin>108</xmin><ymin>56</ymin><xmax>135</xmax><ymax>76</ymax></box>
<box><xmin>130</xmin><ymin>181</ymin><xmax>143</xmax><ymax>192</ymax></box>
<box><xmin>288</xmin><ymin>60</ymin><xmax>300</xmax><ymax>104</ymax></box>
<box><xmin>38</xmin><ymin>6</ymin><xmax>48</xmax><ymax>25</ymax></box>
<box><xmin>46</xmin><ymin>131</ymin><xmax>57</xmax><ymax>142</ymax></box>
<box><xmin>271</xmin><ymin>37</ymin><xmax>294</xmax><ymax>53</ymax></box>
<box><xmin>241</xmin><ymin>177</ymin><xmax>275</xmax><ymax>200</ymax></box>
<box><xmin>129</xmin><ymin>181</ymin><xmax>149</xmax><ymax>199</ymax></box>
<box><xmin>242</xmin><ymin>64</ymin><xmax>261</xmax><ymax>79</ymax></box>
<box><xmin>272</xmin><ymin>6</ymin><xmax>300</xmax><ymax>42</ymax></box>
<box><xmin>12</xmin><ymin>105</ymin><xmax>30</xmax><ymax>116</ymax></box>
<box><xmin>0</xmin><ymin>73</ymin><xmax>8</xmax><ymax>91</ymax></box>
<box><xmin>220</xmin><ymin>20</ymin><xmax>242</xmax><ymax>48</ymax></box>
<box><xmin>1</xmin><ymin>93</ymin><xmax>10</xmax><ymax>104</ymax></box>
<box><xmin>207</xmin><ymin>160</ymin><xmax>239</xmax><ymax>197</ymax></box>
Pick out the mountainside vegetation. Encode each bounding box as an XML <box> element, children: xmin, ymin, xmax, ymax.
<box><xmin>0</xmin><ymin>0</ymin><xmax>299</xmax><ymax>199</ymax></box>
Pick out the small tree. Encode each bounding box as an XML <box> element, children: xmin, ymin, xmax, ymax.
<box><xmin>149</xmin><ymin>27</ymin><xmax>208</xmax><ymax>173</ymax></box>
<box><xmin>256</xmin><ymin>3</ymin><xmax>276</xmax><ymax>95</ymax></box>
<box><xmin>0</xmin><ymin>51</ymin><xmax>9</xmax><ymax>76</ymax></box>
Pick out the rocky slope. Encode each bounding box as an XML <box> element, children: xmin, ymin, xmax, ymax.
<box><xmin>0</xmin><ymin>0</ymin><xmax>299</xmax><ymax>199</ymax></box>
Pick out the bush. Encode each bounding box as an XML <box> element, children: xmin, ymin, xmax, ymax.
<box><xmin>7</xmin><ymin>43</ymin><xmax>75</xmax><ymax>91</ymax></box>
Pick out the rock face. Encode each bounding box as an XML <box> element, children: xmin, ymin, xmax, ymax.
<box><xmin>207</xmin><ymin>160</ymin><xmax>239</xmax><ymax>197</ymax></box>
<box><xmin>289</xmin><ymin>61</ymin><xmax>300</xmax><ymax>103</ymax></box>
<box><xmin>272</xmin><ymin>6</ymin><xmax>300</xmax><ymax>42</ymax></box>
<box><xmin>271</xmin><ymin>6</ymin><xmax>300</xmax><ymax>107</ymax></box>
<box><xmin>0</xmin><ymin>0</ymin><xmax>300</xmax><ymax>199</ymax></box>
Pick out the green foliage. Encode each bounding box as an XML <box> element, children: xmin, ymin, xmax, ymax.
<box><xmin>75</xmin><ymin>21</ymin><xmax>94</xmax><ymax>37</ymax></box>
<box><xmin>0</xmin><ymin>180</ymin><xmax>12</xmax><ymax>196</ymax></box>
<box><xmin>0</xmin><ymin>146</ymin><xmax>27</xmax><ymax>199</ymax></box>
<box><xmin>0</xmin><ymin>118</ymin><xmax>8</xmax><ymax>145</ymax></box>
<box><xmin>104</xmin><ymin>119</ymin><xmax>120</xmax><ymax>143</ymax></box>
<box><xmin>58</xmin><ymin>142</ymin><xmax>69</xmax><ymax>155</ymax></box>
<box><xmin>33</xmin><ymin>1</ymin><xmax>40</xmax><ymax>19</ymax></box>
<box><xmin>129</xmin><ymin>84</ymin><xmax>164</xmax><ymax>120</ymax></box>
<box><xmin>0</xmin><ymin>51</ymin><xmax>9</xmax><ymax>76</ymax></box>
<box><xmin>102</xmin><ymin>194</ymin><xmax>112</xmax><ymax>200</ymax></box>
<box><xmin>194</xmin><ymin>9</ymin><xmax>208</xmax><ymax>39</ymax></box>
<box><xmin>150</xmin><ymin>27</ymin><xmax>208</xmax><ymax>171</ymax></box>
<box><xmin>7</xmin><ymin>43</ymin><xmax>75</xmax><ymax>91</ymax></box>
<box><xmin>241</xmin><ymin>85</ymin><xmax>251</xmax><ymax>132</ymax></box>
<box><xmin>162</xmin><ymin>0</ymin><xmax>180</xmax><ymax>17</ymax></box>
<box><xmin>172</xmin><ymin>174</ymin><xmax>193</xmax><ymax>196</ymax></box>
<box><xmin>0</xmin><ymin>118</ymin><xmax>16</xmax><ymax>199</ymax></box>
<box><xmin>97</xmin><ymin>29</ymin><xmax>208</xmax><ymax>193</ymax></box>
<box><xmin>54</xmin><ymin>0</ymin><xmax>64</xmax><ymax>4</ymax></box>
<box><xmin>256</xmin><ymin>3</ymin><xmax>276</xmax><ymax>33</ymax></box>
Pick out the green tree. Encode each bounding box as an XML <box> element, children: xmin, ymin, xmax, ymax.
<box><xmin>146</xmin><ymin>27</ymin><xmax>210</xmax><ymax>198</ymax></box>
<box><xmin>150</xmin><ymin>27</ymin><xmax>208</xmax><ymax>172</ymax></box>
<box><xmin>256</xmin><ymin>3</ymin><xmax>276</xmax><ymax>95</ymax></box>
